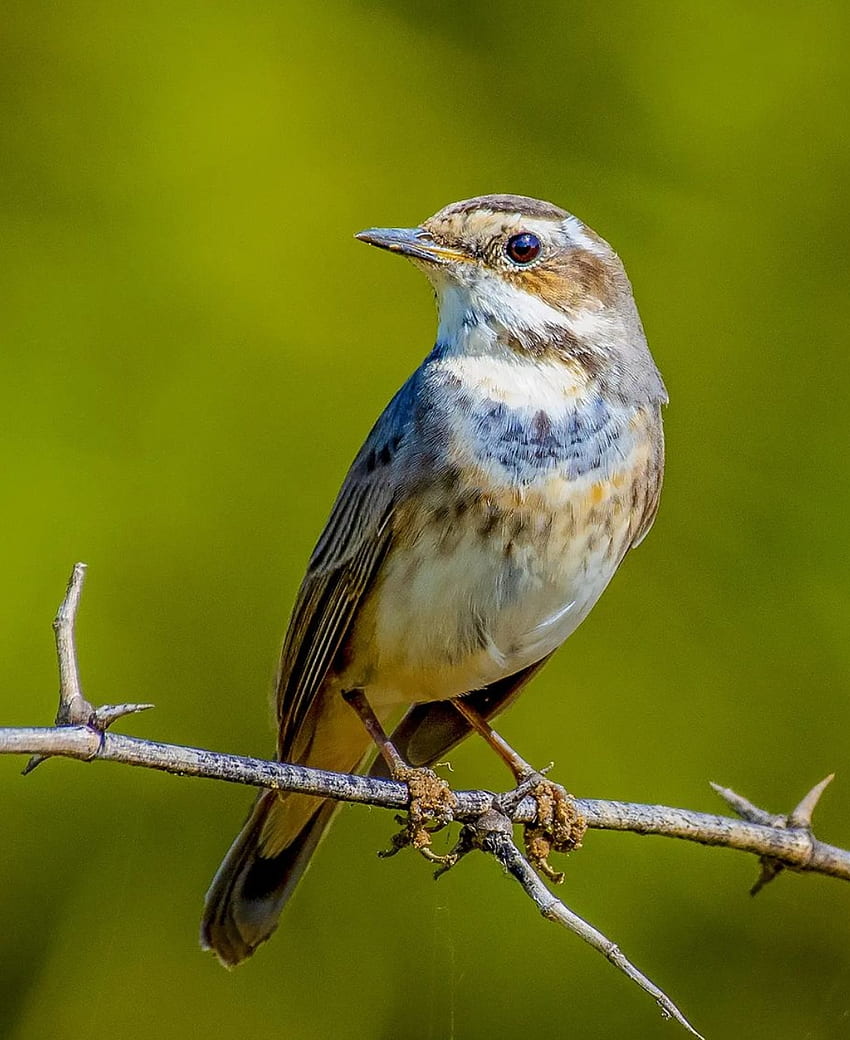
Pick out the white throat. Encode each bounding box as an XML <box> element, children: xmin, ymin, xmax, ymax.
<box><xmin>432</xmin><ymin>274</ymin><xmax>610</xmax><ymax>357</ymax></box>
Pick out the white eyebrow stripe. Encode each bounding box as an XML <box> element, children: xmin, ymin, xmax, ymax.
<box><xmin>562</xmin><ymin>214</ymin><xmax>609</xmax><ymax>257</ymax></box>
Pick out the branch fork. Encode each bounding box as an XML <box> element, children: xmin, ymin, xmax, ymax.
<box><xmin>22</xmin><ymin>563</ymin><xmax>153</xmax><ymax>775</ymax></box>
<box><xmin>3</xmin><ymin>564</ymin><xmax>847</xmax><ymax>1040</ymax></box>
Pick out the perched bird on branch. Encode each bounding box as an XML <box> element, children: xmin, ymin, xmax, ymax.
<box><xmin>201</xmin><ymin>194</ymin><xmax>667</xmax><ymax>966</ymax></box>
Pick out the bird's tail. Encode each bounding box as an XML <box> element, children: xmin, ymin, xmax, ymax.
<box><xmin>200</xmin><ymin>790</ymin><xmax>338</xmax><ymax>967</ymax></box>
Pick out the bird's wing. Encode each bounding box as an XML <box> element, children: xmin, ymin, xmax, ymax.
<box><xmin>369</xmin><ymin>655</ymin><xmax>553</xmax><ymax>775</ymax></box>
<box><xmin>275</xmin><ymin>377</ymin><xmax>418</xmax><ymax>757</ymax></box>
<box><xmin>630</xmin><ymin>405</ymin><xmax>665</xmax><ymax>549</ymax></box>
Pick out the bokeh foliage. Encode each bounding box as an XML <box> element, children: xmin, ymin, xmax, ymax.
<box><xmin>2</xmin><ymin>2</ymin><xmax>849</xmax><ymax>1037</ymax></box>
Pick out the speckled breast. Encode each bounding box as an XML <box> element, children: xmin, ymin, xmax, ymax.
<box><xmin>355</xmin><ymin>358</ymin><xmax>662</xmax><ymax>705</ymax></box>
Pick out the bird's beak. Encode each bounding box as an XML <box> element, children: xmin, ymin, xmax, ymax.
<box><xmin>355</xmin><ymin>226</ymin><xmax>467</xmax><ymax>264</ymax></box>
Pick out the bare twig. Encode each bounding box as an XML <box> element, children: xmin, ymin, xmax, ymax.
<box><xmin>3</xmin><ymin>564</ymin><xmax>847</xmax><ymax>1037</ymax></box>
<box><xmin>5</xmin><ymin>724</ymin><xmax>847</xmax><ymax>883</ymax></box>
<box><xmin>22</xmin><ymin>563</ymin><xmax>152</xmax><ymax>774</ymax></box>
<box><xmin>469</xmin><ymin>809</ymin><xmax>705</xmax><ymax>1039</ymax></box>
<box><xmin>52</xmin><ymin>561</ymin><xmax>89</xmax><ymax>724</ymax></box>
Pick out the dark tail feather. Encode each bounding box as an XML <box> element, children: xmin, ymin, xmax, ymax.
<box><xmin>200</xmin><ymin>791</ymin><xmax>337</xmax><ymax>967</ymax></box>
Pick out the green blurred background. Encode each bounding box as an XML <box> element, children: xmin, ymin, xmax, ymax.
<box><xmin>2</xmin><ymin>2</ymin><xmax>849</xmax><ymax>1037</ymax></box>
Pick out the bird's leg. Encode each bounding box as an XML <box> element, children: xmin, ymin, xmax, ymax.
<box><xmin>453</xmin><ymin>698</ymin><xmax>537</xmax><ymax>778</ymax></box>
<box><xmin>342</xmin><ymin>688</ymin><xmax>408</xmax><ymax>776</ymax></box>
<box><xmin>342</xmin><ymin>689</ymin><xmax>456</xmax><ymax>861</ymax></box>
<box><xmin>453</xmin><ymin>698</ymin><xmax>586</xmax><ymax>882</ymax></box>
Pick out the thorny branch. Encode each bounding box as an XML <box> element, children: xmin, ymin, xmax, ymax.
<box><xmin>3</xmin><ymin>566</ymin><xmax>847</xmax><ymax>1037</ymax></box>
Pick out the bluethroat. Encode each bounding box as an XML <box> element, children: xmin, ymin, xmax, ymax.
<box><xmin>201</xmin><ymin>194</ymin><xmax>667</xmax><ymax>965</ymax></box>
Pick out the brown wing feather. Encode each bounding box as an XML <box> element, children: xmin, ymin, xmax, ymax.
<box><xmin>275</xmin><ymin>378</ymin><xmax>418</xmax><ymax>757</ymax></box>
<box><xmin>630</xmin><ymin>406</ymin><xmax>665</xmax><ymax>549</ymax></box>
<box><xmin>275</xmin><ymin>479</ymin><xmax>396</xmax><ymax>756</ymax></box>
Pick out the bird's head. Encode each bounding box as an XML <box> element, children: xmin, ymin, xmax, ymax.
<box><xmin>356</xmin><ymin>194</ymin><xmax>646</xmax><ymax>366</ymax></box>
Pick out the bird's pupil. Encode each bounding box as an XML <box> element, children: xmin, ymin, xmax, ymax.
<box><xmin>506</xmin><ymin>232</ymin><xmax>541</xmax><ymax>265</ymax></box>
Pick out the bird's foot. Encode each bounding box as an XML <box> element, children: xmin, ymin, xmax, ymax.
<box><xmin>379</xmin><ymin>766</ymin><xmax>457</xmax><ymax>863</ymax></box>
<box><xmin>505</xmin><ymin>770</ymin><xmax>586</xmax><ymax>883</ymax></box>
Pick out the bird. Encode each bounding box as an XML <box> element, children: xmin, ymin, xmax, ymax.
<box><xmin>201</xmin><ymin>193</ymin><xmax>667</xmax><ymax>966</ymax></box>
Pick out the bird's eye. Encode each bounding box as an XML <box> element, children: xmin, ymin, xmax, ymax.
<box><xmin>505</xmin><ymin>232</ymin><xmax>541</xmax><ymax>265</ymax></box>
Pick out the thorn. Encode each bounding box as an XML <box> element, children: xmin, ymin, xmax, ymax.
<box><xmin>709</xmin><ymin>782</ymin><xmax>777</xmax><ymax>826</ymax></box>
<box><xmin>788</xmin><ymin>773</ymin><xmax>834</xmax><ymax>829</ymax></box>
<box><xmin>751</xmin><ymin>856</ymin><xmax>784</xmax><ymax>896</ymax></box>
<box><xmin>89</xmin><ymin>702</ymin><xmax>155</xmax><ymax>731</ymax></box>
<box><xmin>712</xmin><ymin>776</ymin><xmax>836</xmax><ymax>896</ymax></box>
<box><xmin>22</xmin><ymin>703</ymin><xmax>155</xmax><ymax>776</ymax></box>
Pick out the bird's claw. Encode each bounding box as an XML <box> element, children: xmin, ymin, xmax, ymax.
<box><xmin>378</xmin><ymin>766</ymin><xmax>457</xmax><ymax>862</ymax></box>
<box><xmin>519</xmin><ymin>773</ymin><xmax>586</xmax><ymax>883</ymax></box>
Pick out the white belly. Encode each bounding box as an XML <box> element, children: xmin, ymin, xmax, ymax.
<box><xmin>374</xmin><ymin>541</ymin><xmax>613</xmax><ymax>700</ymax></box>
